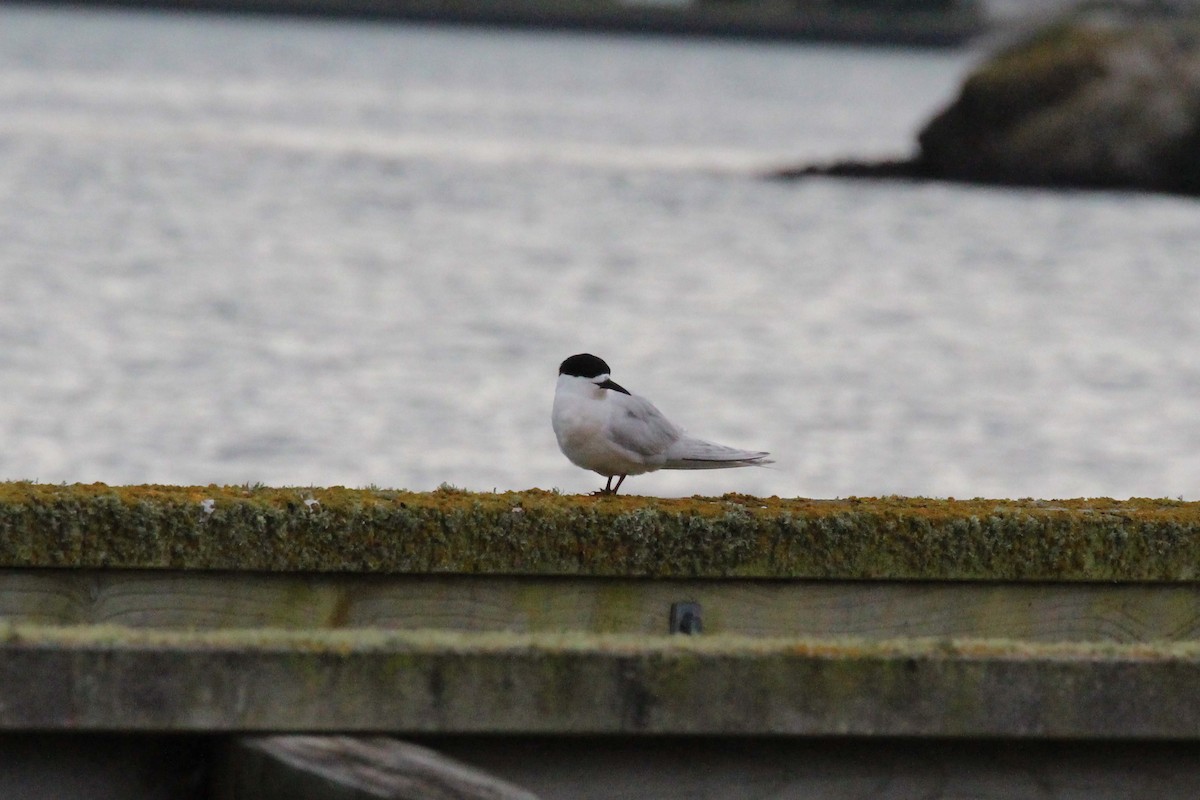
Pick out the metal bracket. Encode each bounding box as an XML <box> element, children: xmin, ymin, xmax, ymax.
<box><xmin>669</xmin><ymin>601</ymin><xmax>703</xmax><ymax>635</ymax></box>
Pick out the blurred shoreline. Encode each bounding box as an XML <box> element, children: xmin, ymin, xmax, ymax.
<box><xmin>3</xmin><ymin>0</ymin><xmax>987</xmax><ymax>46</ymax></box>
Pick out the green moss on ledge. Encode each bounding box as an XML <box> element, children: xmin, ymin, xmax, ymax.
<box><xmin>5</xmin><ymin>621</ymin><xmax>1200</xmax><ymax>663</ymax></box>
<box><xmin>1</xmin><ymin>482</ymin><xmax>1198</xmax><ymax>581</ymax></box>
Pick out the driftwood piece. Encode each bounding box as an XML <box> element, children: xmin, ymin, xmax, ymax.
<box><xmin>215</xmin><ymin>735</ymin><xmax>541</xmax><ymax>800</ymax></box>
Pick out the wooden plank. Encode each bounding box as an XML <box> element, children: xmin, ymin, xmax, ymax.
<box><xmin>214</xmin><ymin>736</ymin><xmax>540</xmax><ymax>800</ymax></box>
<box><xmin>422</xmin><ymin>737</ymin><xmax>1200</xmax><ymax>800</ymax></box>
<box><xmin>5</xmin><ymin>732</ymin><xmax>1200</xmax><ymax>800</ymax></box>
<box><xmin>3</xmin><ymin>483</ymin><xmax>1200</xmax><ymax>581</ymax></box>
<box><xmin>4</xmin><ymin>569</ymin><xmax>1200</xmax><ymax>643</ymax></box>
<box><xmin>2</xmin><ymin>624</ymin><xmax>1200</xmax><ymax>737</ymax></box>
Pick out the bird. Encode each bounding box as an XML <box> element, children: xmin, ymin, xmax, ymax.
<box><xmin>551</xmin><ymin>353</ymin><xmax>772</xmax><ymax>495</ymax></box>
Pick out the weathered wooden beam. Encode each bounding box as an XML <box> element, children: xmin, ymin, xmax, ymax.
<box><xmin>213</xmin><ymin>736</ymin><xmax>540</xmax><ymax>800</ymax></box>
<box><xmin>413</xmin><ymin>737</ymin><xmax>1200</xmax><ymax>800</ymax></box>
<box><xmin>1</xmin><ymin>482</ymin><xmax>1199</xmax><ymax>581</ymax></box>
<box><xmin>2</xmin><ymin>624</ymin><xmax>1199</xmax><ymax>737</ymax></box>
<box><xmin>4</xmin><ymin>569</ymin><xmax>1200</xmax><ymax>643</ymax></box>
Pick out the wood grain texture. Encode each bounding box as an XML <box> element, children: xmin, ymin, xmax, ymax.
<box><xmin>3</xmin><ymin>569</ymin><xmax>1200</xmax><ymax>642</ymax></box>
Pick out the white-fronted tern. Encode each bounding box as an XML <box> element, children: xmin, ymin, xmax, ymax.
<box><xmin>552</xmin><ymin>353</ymin><xmax>773</xmax><ymax>495</ymax></box>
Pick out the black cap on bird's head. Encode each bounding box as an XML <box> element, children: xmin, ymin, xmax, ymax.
<box><xmin>559</xmin><ymin>353</ymin><xmax>631</xmax><ymax>394</ymax></box>
<box><xmin>559</xmin><ymin>353</ymin><xmax>612</xmax><ymax>379</ymax></box>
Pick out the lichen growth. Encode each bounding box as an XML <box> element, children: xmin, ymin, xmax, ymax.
<box><xmin>970</xmin><ymin>21</ymin><xmax>1119</xmax><ymax>94</ymax></box>
<box><xmin>1</xmin><ymin>482</ymin><xmax>1199</xmax><ymax>581</ymax></box>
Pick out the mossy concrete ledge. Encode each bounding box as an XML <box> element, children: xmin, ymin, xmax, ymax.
<box><xmin>4</xmin><ymin>624</ymin><xmax>1200</xmax><ymax>737</ymax></box>
<box><xmin>2</xmin><ymin>483</ymin><xmax>1200</xmax><ymax>580</ymax></box>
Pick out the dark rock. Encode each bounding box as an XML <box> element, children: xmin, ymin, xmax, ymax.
<box><xmin>767</xmin><ymin>158</ymin><xmax>925</xmax><ymax>181</ymax></box>
<box><xmin>772</xmin><ymin>15</ymin><xmax>1200</xmax><ymax>195</ymax></box>
<box><xmin>918</xmin><ymin>17</ymin><xmax>1200</xmax><ymax>194</ymax></box>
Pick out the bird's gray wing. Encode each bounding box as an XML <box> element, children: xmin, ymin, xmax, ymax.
<box><xmin>605</xmin><ymin>394</ymin><xmax>682</xmax><ymax>459</ymax></box>
<box><xmin>662</xmin><ymin>437</ymin><xmax>773</xmax><ymax>469</ymax></box>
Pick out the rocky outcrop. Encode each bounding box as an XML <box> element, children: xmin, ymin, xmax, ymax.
<box><xmin>776</xmin><ymin>15</ymin><xmax>1200</xmax><ymax>195</ymax></box>
<box><xmin>920</xmin><ymin>18</ymin><xmax>1200</xmax><ymax>192</ymax></box>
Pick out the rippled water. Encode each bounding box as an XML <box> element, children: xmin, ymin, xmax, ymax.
<box><xmin>2</xmin><ymin>6</ymin><xmax>1199</xmax><ymax>499</ymax></box>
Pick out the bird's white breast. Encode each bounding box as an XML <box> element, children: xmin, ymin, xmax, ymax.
<box><xmin>552</xmin><ymin>375</ymin><xmax>655</xmax><ymax>477</ymax></box>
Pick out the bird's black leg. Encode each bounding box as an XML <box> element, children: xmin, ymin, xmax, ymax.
<box><xmin>593</xmin><ymin>475</ymin><xmax>626</xmax><ymax>496</ymax></box>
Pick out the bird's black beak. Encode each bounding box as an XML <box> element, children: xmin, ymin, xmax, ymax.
<box><xmin>598</xmin><ymin>378</ymin><xmax>631</xmax><ymax>395</ymax></box>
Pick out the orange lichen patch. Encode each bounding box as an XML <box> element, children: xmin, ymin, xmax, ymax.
<box><xmin>1</xmin><ymin>482</ymin><xmax>1199</xmax><ymax>580</ymax></box>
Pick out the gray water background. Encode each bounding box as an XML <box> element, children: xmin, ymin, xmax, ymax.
<box><xmin>2</xmin><ymin>6</ymin><xmax>1199</xmax><ymax>499</ymax></box>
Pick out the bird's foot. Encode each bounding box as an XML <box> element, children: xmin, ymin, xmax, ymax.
<box><xmin>593</xmin><ymin>475</ymin><xmax>626</xmax><ymax>496</ymax></box>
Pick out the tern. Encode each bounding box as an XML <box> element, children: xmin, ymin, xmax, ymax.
<box><xmin>552</xmin><ymin>353</ymin><xmax>772</xmax><ymax>495</ymax></box>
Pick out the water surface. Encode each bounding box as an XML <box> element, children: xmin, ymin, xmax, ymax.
<box><xmin>2</xmin><ymin>7</ymin><xmax>1198</xmax><ymax>498</ymax></box>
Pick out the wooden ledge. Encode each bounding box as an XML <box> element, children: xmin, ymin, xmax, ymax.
<box><xmin>3</xmin><ymin>624</ymin><xmax>1200</xmax><ymax>737</ymax></box>
<box><xmin>2</xmin><ymin>482</ymin><xmax>1199</xmax><ymax>581</ymax></box>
